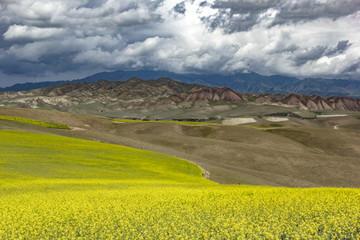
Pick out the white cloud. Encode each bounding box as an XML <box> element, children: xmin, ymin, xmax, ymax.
<box><xmin>3</xmin><ymin>25</ymin><xmax>64</xmax><ymax>41</ymax></box>
<box><xmin>0</xmin><ymin>0</ymin><xmax>360</xmax><ymax>86</ymax></box>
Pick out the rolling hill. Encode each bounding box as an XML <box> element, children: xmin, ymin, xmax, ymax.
<box><xmin>0</xmin><ymin>130</ymin><xmax>206</xmax><ymax>183</ymax></box>
<box><xmin>1</xmin><ymin>104</ymin><xmax>359</xmax><ymax>238</ymax></box>
<box><xmin>1</xmin><ymin>106</ymin><xmax>360</xmax><ymax>188</ymax></box>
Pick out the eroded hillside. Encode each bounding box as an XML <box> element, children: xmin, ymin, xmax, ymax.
<box><xmin>1</xmin><ymin>78</ymin><xmax>360</xmax><ymax>119</ymax></box>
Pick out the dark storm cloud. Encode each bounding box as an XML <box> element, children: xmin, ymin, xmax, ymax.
<box><xmin>293</xmin><ymin>40</ymin><xmax>352</xmax><ymax>66</ymax></box>
<box><xmin>80</xmin><ymin>0</ymin><xmax>108</xmax><ymax>9</ymax></box>
<box><xmin>173</xmin><ymin>2</ymin><xmax>187</xmax><ymax>14</ymax></box>
<box><xmin>273</xmin><ymin>0</ymin><xmax>360</xmax><ymax>25</ymax></box>
<box><xmin>201</xmin><ymin>9</ymin><xmax>259</xmax><ymax>32</ymax></box>
<box><xmin>344</xmin><ymin>60</ymin><xmax>360</xmax><ymax>73</ymax></box>
<box><xmin>199</xmin><ymin>1</ymin><xmax>209</xmax><ymax>7</ymax></box>
<box><xmin>202</xmin><ymin>0</ymin><xmax>278</xmax><ymax>32</ymax></box>
<box><xmin>1</xmin><ymin>0</ymin><xmax>164</xmax><ymax>32</ymax></box>
<box><xmin>0</xmin><ymin>0</ymin><xmax>165</xmax><ymax>78</ymax></box>
<box><xmin>212</xmin><ymin>0</ymin><xmax>278</xmax><ymax>12</ymax></box>
<box><xmin>204</xmin><ymin>0</ymin><xmax>360</xmax><ymax>33</ymax></box>
<box><xmin>327</xmin><ymin>40</ymin><xmax>352</xmax><ymax>56</ymax></box>
<box><xmin>293</xmin><ymin>45</ymin><xmax>328</xmax><ymax>66</ymax></box>
<box><xmin>276</xmin><ymin>44</ymin><xmax>299</xmax><ymax>54</ymax></box>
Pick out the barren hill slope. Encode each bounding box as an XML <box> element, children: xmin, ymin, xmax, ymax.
<box><xmin>275</xmin><ymin>93</ymin><xmax>360</xmax><ymax>111</ymax></box>
<box><xmin>1</xmin><ymin>107</ymin><xmax>360</xmax><ymax>187</ymax></box>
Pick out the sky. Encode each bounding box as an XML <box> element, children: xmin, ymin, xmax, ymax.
<box><xmin>1</xmin><ymin>0</ymin><xmax>360</xmax><ymax>87</ymax></box>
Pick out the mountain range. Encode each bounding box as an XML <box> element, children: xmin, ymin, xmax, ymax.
<box><xmin>1</xmin><ymin>78</ymin><xmax>360</xmax><ymax>117</ymax></box>
<box><xmin>1</xmin><ymin>70</ymin><xmax>360</xmax><ymax>97</ymax></box>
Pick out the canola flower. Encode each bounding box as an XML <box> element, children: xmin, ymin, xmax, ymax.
<box><xmin>0</xmin><ymin>130</ymin><xmax>359</xmax><ymax>239</ymax></box>
<box><xmin>1</xmin><ymin>184</ymin><xmax>359</xmax><ymax>239</ymax></box>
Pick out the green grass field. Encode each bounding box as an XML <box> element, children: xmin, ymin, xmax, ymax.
<box><xmin>1</xmin><ymin>130</ymin><xmax>359</xmax><ymax>239</ymax></box>
<box><xmin>0</xmin><ymin>115</ymin><xmax>70</xmax><ymax>129</ymax></box>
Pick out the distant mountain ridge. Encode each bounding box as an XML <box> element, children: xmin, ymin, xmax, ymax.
<box><xmin>1</xmin><ymin>77</ymin><xmax>360</xmax><ymax>112</ymax></box>
<box><xmin>1</xmin><ymin>70</ymin><xmax>360</xmax><ymax>97</ymax></box>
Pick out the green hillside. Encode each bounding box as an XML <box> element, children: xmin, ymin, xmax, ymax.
<box><xmin>0</xmin><ymin>130</ymin><xmax>207</xmax><ymax>184</ymax></box>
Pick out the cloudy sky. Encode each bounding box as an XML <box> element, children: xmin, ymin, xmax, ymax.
<box><xmin>1</xmin><ymin>0</ymin><xmax>360</xmax><ymax>87</ymax></box>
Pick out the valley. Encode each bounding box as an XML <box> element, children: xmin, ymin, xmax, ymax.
<box><xmin>1</xmin><ymin>77</ymin><xmax>360</xmax><ymax>238</ymax></box>
<box><xmin>1</xmin><ymin>106</ymin><xmax>359</xmax><ymax>187</ymax></box>
<box><xmin>1</xmin><ymin>119</ymin><xmax>360</xmax><ymax>239</ymax></box>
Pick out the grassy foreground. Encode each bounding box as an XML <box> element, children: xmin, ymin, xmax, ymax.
<box><xmin>0</xmin><ymin>130</ymin><xmax>359</xmax><ymax>239</ymax></box>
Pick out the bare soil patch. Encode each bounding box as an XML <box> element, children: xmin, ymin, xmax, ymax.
<box><xmin>222</xmin><ymin>118</ymin><xmax>257</xmax><ymax>125</ymax></box>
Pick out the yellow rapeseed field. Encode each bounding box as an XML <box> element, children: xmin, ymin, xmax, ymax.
<box><xmin>0</xmin><ymin>130</ymin><xmax>359</xmax><ymax>239</ymax></box>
